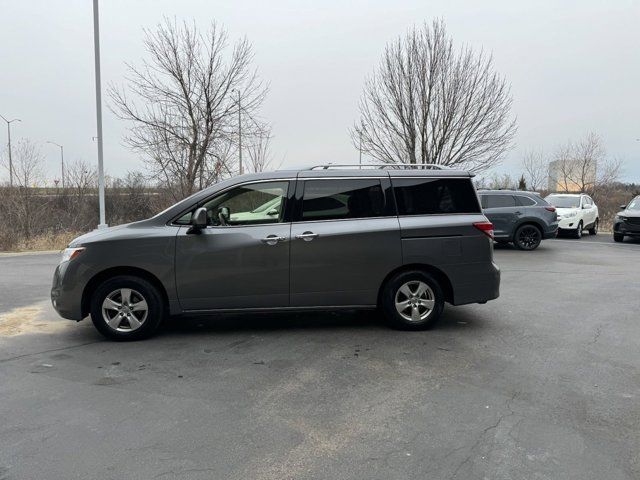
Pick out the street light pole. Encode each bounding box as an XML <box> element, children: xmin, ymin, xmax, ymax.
<box><xmin>234</xmin><ymin>89</ymin><xmax>243</xmax><ymax>175</ymax></box>
<box><xmin>92</xmin><ymin>0</ymin><xmax>107</xmax><ymax>228</ymax></box>
<box><xmin>47</xmin><ymin>141</ymin><xmax>65</xmax><ymax>188</ymax></box>
<box><xmin>0</xmin><ymin>115</ymin><xmax>21</xmax><ymax>187</ymax></box>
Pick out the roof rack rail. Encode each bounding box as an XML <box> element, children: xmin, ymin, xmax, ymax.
<box><xmin>307</xmin><ymin>163</ymin><xmax>450</xmax><ymax>170</ymax></box>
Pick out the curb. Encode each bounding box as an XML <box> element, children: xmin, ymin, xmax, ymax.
<box><xmin>0</xmin><ymin>250</ymin><xmax>61</xmax><ymax>258</ymax></box>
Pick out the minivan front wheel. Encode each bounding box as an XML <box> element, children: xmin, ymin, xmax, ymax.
<box><xmin>90</xmin><ymin>275</ymin><xmax>165</xmax><ymax>341</ymax></box>
<box><xmin>381</xmin><ymin>271</ymin><xmax>444</xmax><ymax>330</ymax></box>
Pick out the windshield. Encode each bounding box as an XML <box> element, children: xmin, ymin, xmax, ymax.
<box><xmin>626</xmin><ymin>197</ymin><xmax>640</xmax><ymax>210</ymax></box>
<box><xmin>545</xmin><ymin>195</ymin><xmax>580</xmax><ymax>208</ymax></box>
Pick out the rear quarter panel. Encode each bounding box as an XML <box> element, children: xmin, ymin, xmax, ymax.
<box><xmin>398</xmin><ymin>214</ymin><xmax>499</xmax><ymax>305</ymax></box>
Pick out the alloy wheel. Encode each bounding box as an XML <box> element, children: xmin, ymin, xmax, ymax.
<box><xmin>517</xmin><ymin>226</ymin><xmax>541</xmax><ymax>250</ymax></box>
<box><xmin>101</xmin><ymin>288</ymin><xmax>149</xmax><ymax>332</ymax></box>
<box><xmin>394</xmin><ymin>280</ymin><xmax>435</xmax><ymax>322</ymax></box>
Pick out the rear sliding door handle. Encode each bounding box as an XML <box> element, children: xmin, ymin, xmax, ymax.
<box><xmin>295</xmin><ymin>232</ymin><xmax>319</xmax><ymax>241</ymax></box>
<box><xmin>260</xmin><ymin>235</ymin><xmax>286</xmax><ymax>246</ymax></box>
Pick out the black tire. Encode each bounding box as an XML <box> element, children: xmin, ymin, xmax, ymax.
<box><xmin>588</xmin><ymin>219</ymin><xmax>599</xmax><ymax>235</ymax></box>
<box><xmin>90</xmin><ymin>275</ymin><xmax>165</xmax><ymax>341</ymax></box>
<box><xmin>613</xmin><ymin>233</ymin><xmax>624</xmax><ymax>243</ymax></box>
<box><xmin>380</xmin><ymin>270</ymin><xmax>445</xmax><ymax>330</ymax></box>
<box><xmin>574</xmin><ymin>221</ymin><xmax>583</xmax><ymax>239</ymax></box>
<box><xmin>514</xmin><ymin>224</ymin><xmax>542</xmax><ymax>251</ymax></box>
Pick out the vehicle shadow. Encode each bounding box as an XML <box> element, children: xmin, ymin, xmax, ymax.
<box><xmin>159</xmin><ymin>306</ymin><xmax>484</xmax><ymax>337</ymax></box>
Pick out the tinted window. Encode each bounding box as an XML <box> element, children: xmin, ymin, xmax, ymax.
<box><xmin>484</xmin><ymin>194</ymin><xmax>517</xmax><ymax>209</ymax></box>
<box><xmin>515</xmin><ymin>195</ymin><xmax>536</xmax><ymax>206</ymax></box>
<box><xmin>393</xmin><ymin>178</ymin><xmax>480</xmax><ymax>215</ymax></box>
<box><xmin>301</xmin><ymin>179</ymin><xmax>385</xmax><ymax>221</ymax></box>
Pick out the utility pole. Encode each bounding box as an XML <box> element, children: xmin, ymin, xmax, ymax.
<box><xmin>92</xmin><ymin>0</ymin><xmax>107</xmax><ymax>228</ymax></box>
<box><xmin>234</xmin><ymin>89</ymin><xmax>243</xmax><ymax>174</ymax></box>
<box><xmin>358</xmin><ymin>122</ymin><xmax>367</xmax><ymax>169</ymax></box>
<box><xmin>47</xmin><ymin>141</ymin><xmax>65</xmax><ymax>188</ymax></box>
<box><xmin>0</xmin><ymin>115</ymin><xmax>21</xmax><ymax>187</ymax></box>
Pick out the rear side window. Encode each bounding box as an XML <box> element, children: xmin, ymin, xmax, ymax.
<box><xmin>483</xmin><ymin>194</ymin><xmax>517</xmax><ymax>208</ymax></box>
<box><xmin>515</xmin><ymin>195</ymin><xmax>537</xmax><ymax>206</ymax></box>
<box><xmin>393</xmin><ymin>178</ymin><xmax>481</xmax><ymax>215</ymax></box>
<box><xmin>301</xmin><ymin>179</ymin><xmax>385</xmax><ymax>221</ymax></box>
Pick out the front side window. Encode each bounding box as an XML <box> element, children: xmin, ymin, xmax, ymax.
<box><xmin>627</xmin><ymin>197</ymin><xmax>640</xmax><ymax>210</ymax></box>
<box><xmin>301</xmin><ymin>179</ymin><xmax>385</xmax><ymax>221</ymax></box>
<box><xmin>393</xmin><ymin>178</ymin><xmax>480</xmax><ymax>215</ymax></box>
<box><xmin>176</xmin><ymin>181</ymin><xmax>289</xmax><ymax>226</ymax></box>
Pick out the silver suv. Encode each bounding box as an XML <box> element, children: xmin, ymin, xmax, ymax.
<box><xmin>51</xmin><ymin>165</ymin><xmax>500</xmax><ymax>340</ymax></box>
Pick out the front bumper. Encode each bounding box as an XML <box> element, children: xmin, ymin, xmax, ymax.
<box><xmin>614</xmin><ymin>220</ymin><xmax>640</xmax><ymax>237</ymax></box>
<box><xmin>557</xmin><ymin>216</ymin><xmax>580</xmax><ymax>230</ymax></box>
<box><xmin>51</xmin><ymin>262</ymin><xmax>85</xmax><ymax>320</ymax></box>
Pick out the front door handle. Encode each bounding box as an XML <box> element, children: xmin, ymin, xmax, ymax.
<box><xmin>295</xmin><ymin>231</ymin><xmax>319</xmax><ymax>241</ymax></box>
<box><xmin>260</xmin><ymin>235</ymin><xmax>286</xmax><ymax>246</ymax></box>
<box><xmin>514</xmin><ymin>211</ymin><xmax>522</xmax><ymax>215</ymax></box>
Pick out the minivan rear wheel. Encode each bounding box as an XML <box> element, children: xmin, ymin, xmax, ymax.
<box><xmin>90</xmin><ymin>275</ymin><xmax>165</xmax><ymax>341</ymax></box>
<box><xmin>380</xmin><ymin>271</ymin><xmax>445</xmax><ymax>330</ymax></box>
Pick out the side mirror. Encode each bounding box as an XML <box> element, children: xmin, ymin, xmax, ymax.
<box><xmin>217</xmin><ymin>206</ymin><xmax>230</xmax><ymax>226</ymax></box>
<box><xmin>190</xmin><ymin>207</ymin><xmax>208</xmax><ymax>232</ymax></box>
<box><xmin>620</xmin><ymin>204</ymin><xmax>627</xmax><ymax>210</ymax></box>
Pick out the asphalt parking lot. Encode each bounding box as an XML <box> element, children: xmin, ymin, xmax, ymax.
<box><xmin>0</xmin><ymin>234</ymin><xmax>639</xmax><ymax>480</ymax></box>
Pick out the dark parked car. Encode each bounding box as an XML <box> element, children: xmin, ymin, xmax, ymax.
<box><xmin>52</xmin><ymin>165</ymin><xmax>500</xmax><ymax>340</ymax></box>
<box><xmin>613</xmin><ymin>196</ymin><xmax>640</xmax><ymax>242</ymax></box>
<box><xmin>478</xmin><ymin>190</ymin><xmax>558</xmax><ymax>250</ymax></box>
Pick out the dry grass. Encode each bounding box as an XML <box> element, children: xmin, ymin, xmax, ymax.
<box><xmin>5</xmin><ymin>231</ymin><xmax>83</xmax><ymax>253</ymax></box>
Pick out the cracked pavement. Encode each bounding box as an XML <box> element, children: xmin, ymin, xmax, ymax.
<box><xmin>0</xmin><ymin>235</ymin><xmax>639</xmax><ymax>479</ymax></box>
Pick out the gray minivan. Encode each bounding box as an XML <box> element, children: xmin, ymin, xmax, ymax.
<box><xmin>51</xmin><ymin>165</ymin><xmax>500</xmax><ymax>340</ymax></box>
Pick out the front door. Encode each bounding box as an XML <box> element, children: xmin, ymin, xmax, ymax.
<box><xmin>289</xmin><ymin>178</ymin><xmax>401</xmax><ymax>307</ymax></box>
<box><xmin>175</xmin><ymin>180</ymin><xmax>291</xmax><ymax>310</ymax></box>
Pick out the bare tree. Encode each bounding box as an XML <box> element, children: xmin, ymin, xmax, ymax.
<box><xmin>64</xmin><ymin>159</ymin><xmax>97</xmax><ymax>196</ymax></box>
<box><xmin>0</xmin><ymin>139</ymin><xmax>45</xmax><ymax>238</ymax></box>
<box><xmin>488</xmin><ymin>172</ymin><xmax>516</xmax><ymax>190</ymax></box>
<box><xmin>244</xmin><ymin>126</ymin><xmax>280</xmax><ymax>173</ymax></box>
<box><xmin>352</xmin><ymin>19</ymin><xmax>516</xmax><ymax>172</ymax></box>
<box><xmin>552</xmin><ymin>133</ymin><xmax>616</xmax><ymax>193</ymax></box>
<box><xmin>109</xmin><ymin>18</ymin><xmax>268</xmax><ymax>200</ymax></box>
<box><xmin>521</xmin><ymin>148</ymin><xmax>547</xmax><ymax>191</ymax></box>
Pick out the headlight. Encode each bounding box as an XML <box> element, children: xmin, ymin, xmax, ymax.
<box><xmin>61</xmin><ymin>247</ymin><xmax>85</xmax><ymax>263</ymax></box>
<box><xmin>616</xmin><ymin>215</ymin><xmax>626</xmax><ymax>221</ymax></box>
<box><xmin>564</xmin><ymin>211</ymin><xmax>577</xmax><ymax>218</ymax></box>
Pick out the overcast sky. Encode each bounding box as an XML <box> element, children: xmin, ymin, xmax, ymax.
<box><xmin>1</xmin><ymin>0</ymin><xmax>639</xmax><ymax>183</ymax></box>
